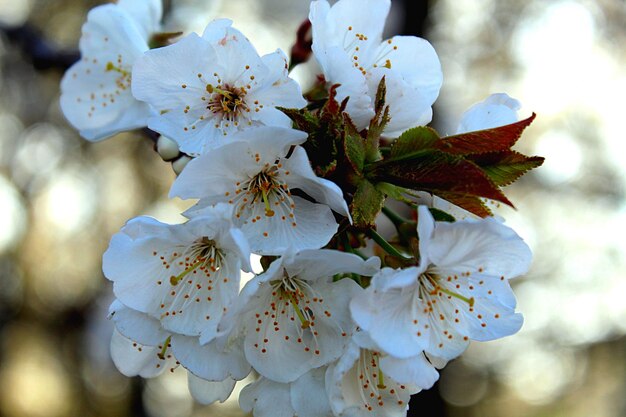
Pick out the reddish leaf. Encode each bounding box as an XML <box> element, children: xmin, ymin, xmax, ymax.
<box><xmin>433</xmin><ymin>193</ymin><xmax>493</xmax><ymax>218</ymax></box>
<box><xmin>322</xmin><ymin>84</ymin><xmax>342</xmax><ymax>117</ymax></box>
<box><xmin>366</xmin><ymin>150</ymin><xmax>513</xmax><ymax>207</ymax></box>
<box><xmin>436</xmin><ymin>114</ymin><xmax>536</xmax><ymax>155</ymax></box>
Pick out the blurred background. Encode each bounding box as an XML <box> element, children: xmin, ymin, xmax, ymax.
<box><xmin>0</xmin><ymin>0</ymin><xmax>624</xmax><ymax>416</ymax></box>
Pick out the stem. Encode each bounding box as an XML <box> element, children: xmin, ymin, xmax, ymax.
<box><xmin>340</xmin><ymin>233</ymin><xmax>367</xmax><ymax>260</ymax></box>
<box><xmin>381</xmin><ymin>206</ymin><xmax>411</xmax><ymax>228</ymax></box>
<box><xmin>339</xmin><ymin>233</ymin><xmax>364</xmax><ymax>285</ymax></box>
<box><xmin>368</xmin><ymin>228</ymin><xmax>411</xmax><ymax>260</ymax></box>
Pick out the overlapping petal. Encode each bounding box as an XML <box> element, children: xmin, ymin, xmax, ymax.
<box><xmin>132</xmin><ymin>19</ymin><xmax>306</xmax><ymax>156</ymax></box>
<box><xmin>170</xmin><ymin>128</ymin><xmax>349</xmax><ymax>255</ymax></box>
<box><xmin>60</xmin><ymin>3</ymin><xmax>157</xmax><ymax>140</ymax></box>
<box><xmin>238</xmin><ymin>250</ymin><xmax>379</xmax><ymax>383</ymax></box>
<box><xmin>103</xmin><ymin>204</ymin><xmax>250</xmax><ymax>340</ymax></box>
<box><xmin>309</xmin><ymin>0</ymin><xmax>442</xmax><ymax>134</ymax></box>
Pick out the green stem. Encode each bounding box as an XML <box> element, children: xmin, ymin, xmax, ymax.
<box><xmin>368</xmin><ymin>228</ymin><xmax>411</xmax><ymax>259</ymax></box>
<box><xmin>340</xmin><ymin>233</ymin><xmax>367</xmax><ymax>260</ymax></box>
<box><xmin>339</xmin><ymin>233</ymin><xmax>364</xmax><ymax>286</ymax></box>
<box><xmin>381</xmin><ymin>206</ymin><xmax>411</xmax><ymax>228</ymax></box>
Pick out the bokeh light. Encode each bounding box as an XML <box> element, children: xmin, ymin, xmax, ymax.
<box><xmin>0</xmin><ymin>0</ymin><xmax>624</xmax><ymax>416</ymax></box>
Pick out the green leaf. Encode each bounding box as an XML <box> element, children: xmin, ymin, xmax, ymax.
<box><xmin>366</xmin><ymin>149</ymin><xmax>513</xmax><ymax>208</ymax></box>
<box><xmin>373</xmin><ymin>75</ymin><xmax>387</xmax><ymax>116</ymax></box>
<box><xmin>376</xmin><ymin>182</ymin><xmax>410</xmax><ymax>202</ymax></box>
<box><xmin>469</xmin><ymin>151</ymin><xmax>544</xmax><ymax>186</ymax></box>
<box><xmin>390</xmin><ymin>126</ymin><xmax>440</xmax><ymax>158</ymax></box>
<box><xmin>343</xmin><ymin>115</ymin><xmax>366</xmax><ymax>173</ymax></box>
<box><xmin>365</xmin><ymin>77</ymin><xmax>389</xmax><ymax>161</ymax></box>
<box><xmin>350</xmin><ymin>179</ymin><xmax>386</xmax><ymax>228</ymax></box>
<box><xmin>435</xmin><ymin>114</ymin><xmax>536</xmax><ymax>155</ymax></box>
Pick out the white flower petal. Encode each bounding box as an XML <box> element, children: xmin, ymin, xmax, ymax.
<box><xmin>169</xmin><ymin>127</ymin><xmax>307</xmax><ymax>200</ymax></box>
<box><xmin>240</xmin><ymin>377</ymin><xmax>296</xmax><ymax>417</ymax></box>
<box><xmin>456</xmin><ymin>93</ymin><xmax>521</xmax><ymax>134</ymax></box>
<box><xmin>379</xmin><ymin>353</ymin><xmax>439</xmax><ymax>389</ymax></box>
<box><xmin>291</xmin><ymin>367</ymin><xmax>333</xmax><ymax>417</ymax></box>
<box><xmin>253</xmin><ymin>50</ymin><xmax>307</xmax><ymax>109</ymax></box>
<box><xmin>241</xmin><ymin>196</ymin><xmax>338</xmax><ymax>255</ymax></box>
<box><xmin>417</xmin><ymin>206</ymin><xmax>436</xmax><ymax>269</ymax></box>
<box><xmin>187</xmin><ymin>372</ymin><xmax>236</xmax><ymax>405</ymax></box>
<box><xmin>117</xmin><ymin>0</ymin><xmax>162</xmax><ymax>39</ymax></box>
<box><xmin>110</xmin><ymin>329</ymin><xmax>173</xmax><ymax>378</ymax></box>
<box><xmin>283</xmin><ymin>146</ymin><xmax>350</xmax><ymax>218</ymax></box>
<box><xmin>463</xmin><ymin>296</ymin><xmax>523</xmax><ymax>342</ymax></box>
<box><xmin>350</xmin><ymin>268</ymin><xmax>429</xmax><ymax>359</ymax></box>
<box><xmin>201</xmin><ymin>19</ymin><xmax>267</xmax><ymax>81</ymax></box>
<box><xmin>108</xmin><ymin>300</ymin><xmax>170</xmax><ymax>346</ymax></box>
<box><xmin>285</xmin><ymin>250</ymin><xmax>380</xmax><ymax>283</ymax></box>
<box><xmin>311</xmin><ymin>0</ymin><xmax>389</xmax><ymax>50</ymax></box>
<box><xmin>375</xmin><ymin>35</ymin><xmax>442</xmax><ymax>106</ymax></box>
<box><xmin>428</xmin><ymin>215</ymin><xmax>532</xmax><ymax>279</ymax></box>
<box><xmin>171</xmin><ymin>334</ymin><xmax>250</xmax><ymax>381</ymax></box>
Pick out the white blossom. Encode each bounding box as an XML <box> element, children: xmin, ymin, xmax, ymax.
<box><xmin>325</xmin><ymin>340</ymin><xmax>420</xmax><ymax>417</ymax></box>
<box><xmin>170</xmin><ymin>127</ymin><xmax>349</xmax><ymax>255</ymax></box>
<box><xmin>350</xmin><ymin>206</ymin><xmax>531</xmax><ymax>363</ymax></box>
<box><xmin>109</xmin><ymin>298</ymin><xmax>246</xmax><ymax>403</ymax></box>
<box><xmin>132</xmin><ymin>19</ymin><xmax>306</xmax><ymax>156</ymax></box>
<box><xmin>60</xmin><ymin>0</ymin><xmax>161</xmax><ymax>140</ymax></box>
<box><xmin>309</xmin><ymin>0</ymin><xmax>442</xmax><ymax>136</ymax></box>
<box><xmin>103</xmin><ymin>204</ymin><xmax>250</xmax><ymax>342</ymax></box>
<box><xmin>232</xmin><ymin>250</ymin><xmax>380</xmax><ymax>383</ymax></box>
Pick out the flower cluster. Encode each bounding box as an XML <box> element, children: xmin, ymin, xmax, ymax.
<box><xmin>61</xmin><ymin>0</ymin><xmax>543</xmax><ymax>416</ymax></box>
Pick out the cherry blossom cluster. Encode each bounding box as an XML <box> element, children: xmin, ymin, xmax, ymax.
<box><xmin>60</xmin><ymin>0</ymin><xmax>542</xmax><ymax>416</ymax></box>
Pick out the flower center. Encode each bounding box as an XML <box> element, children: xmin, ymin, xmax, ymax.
<box><xmin>419</xmin><ymin>271</ymin><xmax>475</xmax><ymax>307</ymax></box>
<box><xmin>105</xmin><ymin>59</ymin><xmax>132</xmax><ymax>91</ymax></box>
<box><xmin>167</xmin><ymin>237</ymin><xmax>223</xmax><ymax>286</ymax></box>
<box><xmin>206</xmin><ymin>83</ymin><xmax>249</xmax><ymax>122</ymax></box>
<box><xmin>231</xmin><ymin>164</ymin><xmax>296</xmax><ymax>224</ymax></box>
<box><xmin>272</xmin><ymin>274</ymin><xmax>314</xmax><ymax>329</ymax></box>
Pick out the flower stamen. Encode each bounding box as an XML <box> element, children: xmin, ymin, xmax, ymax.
<box><xmin>157</xmin><ymin>335</ymin><xmax>172</xmax><ymax>360</ymax></box>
